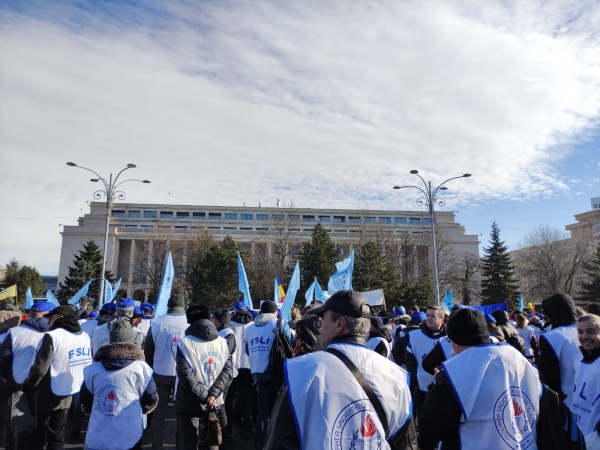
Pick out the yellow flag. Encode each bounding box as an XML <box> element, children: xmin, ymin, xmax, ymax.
<box><xmin>0</xmin><ymin>284</ymin><xmax>17</xmax><ymax>301</ymax></box>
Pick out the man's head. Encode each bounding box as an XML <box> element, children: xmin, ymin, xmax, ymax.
<box><xmin>100</xmin><ymin>303</ymin><xmax>117</xmax><ymax>317</ymax></box>
<box><xmin>447</xmin><ymin>308</ymin><xmax>489</xmax><ymax>354</ymax></box>
<box><xmin>233</xmin><ymin>301</ymin><xmax>248</xmax><ymax>312</ymax></box>
<box><xmin>109</xmin><ymin>319</ymin><xmax>135</xmax><ymax>344</ymax></box>
<box><xmin>425</xmin><ymin>306</ymin><xmax>444</xmax><ymax>331</ymax></box>
<box><xmin>116</xmin><ymin>298</ymin><xmax>135</xmax><ymax>320</ymax></box>
<box><xmin>211</xmin><ymin>308</ymin><xmax>230</xmax><ymax>329</ymax></box>
<box><xmin>30</xmin><ymin>301</ymin><xmax>54</xmax><ymax>319</ymax></box>
<box><xmin>577</xmin><ymin>314</ymin><xmax>600</xmax><ymax>355</ymax></box>
<box><xmin>369</xmin><ymin>316</ymin><xmax>384</xmax><ymax>334</ymax></box>
<box><xmin>140</xmin><ymin>302</ymin><xmax>155</xmax><ymax>318</ymax></box>
<box><xmin>260</xmin><ymin>300</ymin><xmax>278</xmax><ymax>315</ymax></box>
<box><xmin>46</xmin><ymin>305</ymin><xmax>77</xmax><ymax>328</ymax></box>
<box><xmin>186</xmin><ymin>304</ymin><xmax>210</xmax><ymax>324</ymax></box>
<box><xmin>310</xmin><ymin>290</ymin><xmax>372</xmax><ymax>346</ymax></box>
<box><xmin>131</xmin><ymin>306</ymin><xmax>143</xmax><ymax>326</ymax></box>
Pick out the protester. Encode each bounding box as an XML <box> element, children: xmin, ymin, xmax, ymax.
<box><xmin>264</xmin><ymin>290</ymin><xmax>416</xmax><ymax>449</ymax></box>
<box><xmin>22</xmin><ymin>305</ymin><xmax>92</xmax><ymax>450</ymax></box>
<box><xmin>138</xmin><ymin>301</ymin><xmax>155</xmax><ymax>338</ymax></box>
<box><xmin>515</xmin><ymin>313</ymin><xmax>537</xmax><ymax>361</ymax></box>
<box><xmin>392</xmin><ymin>311</ymin><xmax>424</xmax><ymax>366</ymax></box>
<box><xmin>212</xmin><ymin>308</ymin><xmax>236</xmax><ymax>355</ymax></box>
<box><xmin>92</xmin><ymin>298</ymin><xmax>143</xmax><ymax>354</ymax></box>
<box><xmin>572</xmin><ymin>313</ymin><xmax>600</xmax><ymax>449</ymax></box>
<box><xmin>491</xmin><ymin>310</ymin><xmax>526</xmax><ymax>354</ymax></box>
<box><xmin>175</xmin><ymin>304</ymin><xmax>233</xmax><ymax>449</ymax></box>
<box><xmin>537</xmin><ymin>293</ymin><xmax>580</xmax><ymax>408</ymax></box>
<box><xmin>81</xmin><ymin>320</ymin><xmax>158</xmax><ymax>450</ymax></box>
<box><xmin>484</xmin><ymin>313</ymin><xmax>504</xmax><ymax>342</ymax></box>
<box><xmin>80</xmin><ymin>310</ymin><xmax>99</xmax><ymax>337</ymax></box>
<box><xmin>367</xmin><ymin>315</ymin><xmax>393</xmax><ymax>357</ymax></box>
<box><xmin>0</xmin><ymin>310</ymin><xmax>22</xmax><ymax>345</ymax></box>
<box><xmin>420</xmin><ymin>308</ymin><xmax>541</xmax><ymax>450</ymax></box>
<box><xmin>292</xmin><ymin>315</ymin><xmax>322</xmax><ymax>357</ymax></box>
<box><xmin>144</xmin><ymin>297</ymin><xmax>188</xmax><ymax>450</ymax></box>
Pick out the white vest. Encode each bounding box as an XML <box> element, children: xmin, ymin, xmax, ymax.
<box><xmin>367</xmin><ymin>336</ymin><xmax>392</xmax><ymax>358</ymax></box>
<box><xmin>517</xmin><ymin>326</ymin><xmax>536</xmax><ymax>357</ymax></box>
<box><xmin>231</xmin><ymin>320</ymin><xmax>251</xmax><ymax>372</ymax></box>
<box><xmin>436</xmin><ymin>336</ymin><xmax>454</xmax><ymax>360</ymax></box>
<box><xmin>245</xmin><ymin>318</ymin><xmax>277</xmax><ymax>374</ymax></box>
<box><xmin>137</xmin><ymin>318</ymin><xmax>152</xmax><ymax>338</ymax></box>
<box><xmin>541</xmin><ymin>325</ymin><xmax>579</xmax><ymax>408</ymax></box>
<box><xmin>177</xmin><ymin>335</ymin><xmax>229</xmax><ymax>407</ymax></box>
<box><xmin>84</xmin><ymin>360</ymin><xmax>153</xmax><ymax>450</ymax></box>
<box><xmin>80</xmin><ymin>320</ymin><xmax>98</xmax><ymax>338</ymax></box>
<box><xmin>150</xmin><ymin>314</ymin><xmax>188</xmax><ymax>376</ymax></box>
<box><xmin>407</xmin><ymin>328</ymin><xmax>442</xmax><ymax>391</ymax></box>
<box><xmin>218</xmin><ymin>327</ymin><xmax>238</xmax><ymax>377</ymax></box>
<box><xmin>48</xmin><ymin>328</ymin><xmax>92</xmax><ymax>396</ymax></box>
<box><xmin>287</xmin><ymin>342</ymin><xmax>412</xmax><ymax>450</ymax></box>
<box><xmin>572</xmin><ymin>354</ymin><xmax>600</xmax><ymax>444</ymax></box>
<box><xmin>10</xmin><ymin>325</ymin><xmax>46</xmax><ymax>384</ymax></box>
<box><xmin>443</xmin><ymin>344</ymin><xmax>541</xmax><ymax>450</ymax></box>
<box><xmin>91</xmin><ymin>323</ymin><xmax>110</xmax><ymax>355</ymax></box>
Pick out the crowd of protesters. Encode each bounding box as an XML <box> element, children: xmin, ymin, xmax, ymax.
<box><xmin>0</xmin><ymin>291</ymin><xmax>597</xmax><ymax>449</ymax></box>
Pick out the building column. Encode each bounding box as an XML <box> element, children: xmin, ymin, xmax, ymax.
<box><xmin>127</xmin><ymin>239</ymin><xmax>136</xmax><ymax>298</ymax></box>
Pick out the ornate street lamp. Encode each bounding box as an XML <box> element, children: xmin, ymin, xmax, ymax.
<box><xmin>67</xmin><ymin>162</ymin><xmax>150</xmax><ymax>305</ymax></box>
<box><xmin>394</xmin><ymin>170</ymin><xmax>471</xmax><ymax>305</ymax></box>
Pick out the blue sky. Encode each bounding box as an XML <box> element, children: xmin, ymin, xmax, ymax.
<box><xmin>1</xmin><ymin>0</ymin><xmax>599</xmax><ymax>274</ymax></box>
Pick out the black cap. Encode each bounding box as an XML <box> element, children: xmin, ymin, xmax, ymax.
<box><xmin>310</xmin><ymin>290</ymin><xmax>372</xmax><ymax>318</ymax></box>
<box><xmin>447</xmin><ymin>308</ymin><xmax>489</xmax><ymax>346</ymax></box>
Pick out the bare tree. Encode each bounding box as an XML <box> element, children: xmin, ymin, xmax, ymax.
<box><xmin>447</xmin><ymin>252</ymin><xmax>481</xmax><ymax>305</ymax></box>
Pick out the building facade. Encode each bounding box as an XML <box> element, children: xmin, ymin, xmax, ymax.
<box><xmin>58</xmin><ymin>202</ymin><xmax>480</xmax><ymax>301</ymax></box>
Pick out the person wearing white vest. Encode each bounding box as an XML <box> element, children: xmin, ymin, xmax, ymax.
<box><xmin>572</xmin><ymin>313</ymin><xmax>600</xmax><ymax>449</ymax></box>
<box><xmin>144</xmin><ymin>296</ymin><xmax>188</xmax><ymax>450</ymax></box>
<box><xmin>420</xmin><ymin>308</ymin><xmax>542</xmax><ymax>450</ymax></box>
<box><xmin>245</xmin><ymin>300</ymin><xmax>282</xmax><ymax>450</ymax></box>
<box><xmin>175</xmin><ymin>304</ymin><xmax>233</xmax><ymax>449</ymax></box>
<box><xmin>537</xmin><ymin>293</ymin><xmax>580</xmax><ymax>408</ymax></box>
<box><xmin>367</xmin><ymin>316</ymin><xmax>393</xmax><ymax>358</ymax></box>
<box><xmin>264</xmin><ymin>290</ymin><xmax>417</xmax><ymax>450</ymax></box>
<box><xmin>22</xmin><ymin>305</ymin><xmax>92</xmax><ymax>450</ymax></box>
<box><xmin>80</xmin><ymin>311</ymin><xmax>99</xmax><ymax>338</ymax></box>
<box><xmin>81</xmin><ymin>320</ymin><xmax>158</xmax><ymax>450</ymax></box>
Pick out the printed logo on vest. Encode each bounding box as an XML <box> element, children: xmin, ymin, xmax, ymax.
<box><xmin>200</xmin><ymin>351</ymin><xmax>223</xmax><ymax>386</ymax></box>
<box><xmin>99</xmin><ymin>385</ymin><xmax>123</xmax><ymax>416</ymax></box>
<box><xmin>331</xmin><ymin>400</ymin><xmax>383</xmax><ymax>450</ymax></box>
<box><xmin>493</xmin><ymin>387</ymin><xmax>536</xmax><ymax>449</ymax></box>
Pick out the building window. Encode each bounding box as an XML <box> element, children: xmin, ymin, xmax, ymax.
<box><xmin>128</xmin><ymin>210</ymin><xmax>141</xmax><ymax>218</ymax></box>
<box><xmin>142</xmin><ymin>243</ymin><xmax>150</xmax><ymax>252</ymax></box>
<box><xmin>124</xmin><ymin>224</ymin><xmax>137</xmax><ymax>228</ymax></box>
<box><xmin>365</xmin><ymin>217</ymin><xmax>376</xmax><ymax>224</ymax></box>
<box><xmin>225</xmin><ymin>213</ymin><xmax>237</xmax><ymax>220</ymax></box>
<box><xmin>394</xmin><ymin>217</ymin><xmax>406</xmax><ymax>224</ymax></box>
<box><xmin>348</xmin><ymin>216</ymin><xmax>360</xmax><ymax>224</ymax></box>
<box><xmin>224</xmin><ymin>227</ymin><xmax>237</xmax><ymax>234</ymax></box>
<box><xmin>160</xmin><ymin>211</ymin><xmax>173</xmax><ymax>219</ymax></box>
<box><xmin>319</xmin><ymin>215</ymin><xmax>330</xmax><ymax>222</ymax></box>
<box><xmin>290</xmin><ymin>245</ymin><xmax>299</xmax><ymax>255</ymax></box>
<box><xmin>423</xmin><ymin>218</ymin><xmax>432</xmax><ymax>225</ymax></box>
<box><xmin>288</xmin><ymin>215</ymin><xmax>299</xmax><ymax>221</ymax></box>
<box><xmin>256</xmin><ymin>214</ymin><xmax>269</xmax><ymax>221</ymax></box>
<box><xmin>139</xmin><ymin>260</ymin><xmax>148</xmax><ymax>282</ymax></box>
<box><xmin>112</xmin><ymin>210</ymin><xmax>125</xmax><ymax>218</ymax></box>
<box><xmin>141</xmin><ymin>225</ymin><xmax>153</xmax><ymax>229</ymax></box>
<box><xmin>174</xmin><ymin>226</ymin><xmax>187</xmax><ymax>230</ymax></box>
<box><xmin>241</xmin><ymin>213</ymin><xmax>253</xmax><ymax>220</ymax></box>
<box><xmin>176</xmin><ymin>212</ymin><xmax>189</xmax><ymax>219</ymax></box>
<box><xmin>379</xmin><ymin>217</ymin><xmax>391</xmax><ymax>224</ymax></box>
<box><xmin>240</xmin><ymin>227</ymin><xmax>252</xmax><ymax>231</ymax></box>
<box><xmin>303</xmin><ymin>215</ymin><xmax>315</xmax><ymax>222</ymax></box>
<box><xmin>339</xmin><ymin>247</ymin><xmax>347</xmax><ymax>256</ymax></box>
<box><xmin>334</xmin><ymin>216</ymin><xmax>346</xmax><ymax>223</ymax></box>
<box><xmin>192</xmin><ymin>212</ymin><xmax>205</xmax><ymax>220</ymax></box>
<box><xmin>272</xmin><ymin>214</ymin><xmax>285</xmax><ymax>221</ymax></box>
<box><xmin>256</xmin><ymin>227</ymin><xmax>268</xmax><ymax>231</ymax></box>
<box><xmin>143</xmin><ymin>211</ymin><xmax>157</xmax><ymax>218</ymax></box>
<box><xmin>208</xmin><ymin>213</ymin><xmax>221</xmax><ymax>220</ymax></box>
<box><xmin>409</xmin><ymin>217</ymin><xmax>421</xmax><ymax>225</ymax></box>
<box><xmin>241</xmin><ymin>244</ymin><xmax>251</xmax><ymax>252</ymax></box>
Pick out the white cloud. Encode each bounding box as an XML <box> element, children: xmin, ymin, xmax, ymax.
<box><xmin>1</xmin><ymin>0</ymin><xmax>600</xmax><ymax>272</ymax></box>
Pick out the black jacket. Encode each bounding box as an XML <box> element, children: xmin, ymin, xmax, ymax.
<box><xmin>175</xmin><ymin>319</ymin><xmax>233</xmax><ymax>416</ymax></box>
<box><xmin>405</xmin><ymin>323</ymin><xmax>446</xmax><ymax>393</ymax></box>
<box><xmin>80</xmin><ymin>342</ymin><xmax>158</xmax><ymax>415</ymax></box>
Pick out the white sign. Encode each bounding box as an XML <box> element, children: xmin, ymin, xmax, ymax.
<box><xmin>592</xmin><ymin>197</ymin><xmax>600</xmax><ymax>210</ymax></box>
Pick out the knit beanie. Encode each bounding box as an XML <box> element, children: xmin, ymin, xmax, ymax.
<box><xmin>186</xmin><ymin>304</ymin><xmax>210</xmax><ymax>324</ymax></box>
<box><xmin>109</xmin><ymin>320</ymin><xmax>135</xmax><ymax>343</ymax></box>
<box><xmin>116</xmin><ymin>298</ymin><xmax>135</xmax><ymax>320</ymax></box>
<box><xmin>447</xmin><ymin>308</ymin><xmax>489</xmax><ymax>346</ymax></box>
<box><xmin>212</xmin><ymin>308</ymin><xmax>230</xmax><ymax>326</ymax></box>
<box><xmin>260</xmin><ymin>300</ymin><xmax>278</xmax><ymax>314</ymax></box>
<box><xmin>167</xmin><ymin>297</ymin><xmax>186</xmax><ymax>309</ymax></box>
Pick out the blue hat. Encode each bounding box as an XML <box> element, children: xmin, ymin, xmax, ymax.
<box><xmin>411</xmin><ymin>311</ymin><xmax>426</xmax><ymax>323</ymax></box>
<box><xmin>249</xmin><ymin>309</ymin><xmax>258</xmax><ymax>318</ymax></box>
<box><xmin>117</xmin><ymin>298</ymin><xmax>135</xmax><ymax>308</ymax></box>
<box><xmin>141</xmin><ymin>302</ymin><xmax>155</xmax><ymax>312</ymax></box>
<box><xmin>86</xmin><ymin>311</ymin><xmax>99</xmax><ymax>319</ymax></box>
<box><xmin>31</xmin><ymin>301</ymin><xmax>54</xmax><ymax>313</ymax></box>
<box><xmin>133</xmin><ymin>306</ymin><xmax>143</xmax><ymax>317</ymax></box>
<box><xmin>233</xmin><ymin>301</ymin><xmax>248</xmax><ymax>311</ymax></box>
<box><xmin>484</xmin><ymin>313</ymin><xmax>496</xmax><ymax>324</ymax></box>
<box><xmin>100</xmin><ymin>303</ymin><xmax>116</xmax><ymax>314</ymax></box>
<box><xmin>392</xmin><ymin>306</ymin><xmax>406</xmax><ymax>317</ymax></box>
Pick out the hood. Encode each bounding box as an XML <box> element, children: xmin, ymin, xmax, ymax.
<box><xmin>542</xmin><ymin>294</ymin><xmax>577</xmax><ymax>327</ymax></box>
<box><xmin>185</xmin><ymin>319</ymin><xmax>219</xmax><ymax>341</ymax></box>
<box><xmin>94</xmin><ymin>342</ymin><xmax>145</xmax><ymax>371</ymax></box>
<box><xmin>21</xmin><ymin>317</ymin><xmax>49</xmax><ymax>332</ymax></box>
<box><xmin>492</xmin><ymin>310</ymin><xmax>510</xmax><ymax>325</ymax></box>
<box><xmin>254</xmin><ymin>313</ymin><xmax>277</xmax><ymax>327</ymax></box>
<box><xmin>231</xmin><ymin>310</ymin><xmax>253</xmax><ymax>324</ymax></box>
<box><xmin>371</xmin><ymin>327</ymin><xmax>392</xmax><ymax>343</ymax></box>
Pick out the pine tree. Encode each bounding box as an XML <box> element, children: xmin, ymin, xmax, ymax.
<box><xmin>299</xmin><ymin>223</ymin><xmax>339</xmax><ymax>290</ymax></box>
<box><xmin>55</xmin><ymin>240</ymin><xmax>114</xmax><ymax>305</ymax></box>
<box><xmin>0</xmin><ymin>258</ymin><xmax>47</xmax><ymax>307</ymax></box>
<box><xmin>578</xmin><ymin>243</ymin><xmax>600</xmax><ymax>304</ymax></box>
<box><xmin>354</xmin><ymin>242</ymin><xmax>399</xmax><ymax>298</ymax></box>
<box><xmin>480</xmin><ymin>221</ymin><xmax>520</xmax><ymax>309</ymax></box>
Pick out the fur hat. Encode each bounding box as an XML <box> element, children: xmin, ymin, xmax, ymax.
<box><xmin>447</xmin><ymin>308</ymin><xmax>489</xmax><ymax>346</ymax></box>
<box><xmin>186</xmin><ymin>304</ymin><xmax>210</xmax><ymax>324</ymax></box>
<box><xmin>109</xmin><ymin>320</ymin><xmax>135</xmax><ymax>343</ymax></box>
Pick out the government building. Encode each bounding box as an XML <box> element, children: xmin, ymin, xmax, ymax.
<box><xmin>58</xmin><ymin>202</ymin><xmax>480</xmax><ymax>301</ymax></box>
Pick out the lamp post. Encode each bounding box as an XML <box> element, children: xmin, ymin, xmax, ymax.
<box><xmin>393</xmin><ymin>170</ymin><xmax>471</xmax><ymax>305</ymax></box>
<box><xmin>67</xmin><ymin>162</ymin><xmax>150</xmax><ymax>305</ymax></box>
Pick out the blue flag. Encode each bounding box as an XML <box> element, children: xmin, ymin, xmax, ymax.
<box><xmin>281</xmin><ymin>260</ymin><xmax>300</xmax><ymax>322</ymax></box>
<box><xmin>104</xmin><ymin>280</ymin><xmax>113</xmax><ymax>304</ymax></box>
<box><xmin>155</xmin><ymin>252</ymin><xmax>174</xmax><ymax>318</ymax></box>
<box><xmin>305</xmin><ymin>277</ymin><xmax>327</xmax><ymax>305</ymax></box>
<box><xmin>69</xmin><ymin>279</ymin><xmax>93</xmax><ymax>305</ymax></box>
<box><xmin>518</xmin><ymin>292</ymin><xmax>524</xmax><ymax>311</ymax></box>
<box><xmin>314</xmin><ymin>279</ymin><xmax>327</xmax><ymax>302</ymax></box>
<box><xmin>25</xmin><ymin>287</ymin><xmax>34</xmax><ymax>309</ymax></box>
<box><xmin>238</xmin><ymin>252</ymin><xmax>253</xmax><ymax>310</ymax></box>
<box><xmin>444</xmin><ymin>290</ymin><xmax>453</xmax><ymax>310</ymax></box>
<box><xmin>327</xmin><ymin>250</ymin><xmax>354</xmax><ymax>294</ymax></box>
<box><xmin>46</xmin><ymin>290</ymin><xmax>60</xmax><ymax>307</ymax></box>
<box><xmin>111</xmin><ymin>278</ymin><xmax>122</xmax><ymax>301</ymax></box>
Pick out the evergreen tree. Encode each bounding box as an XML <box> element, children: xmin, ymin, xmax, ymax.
<box><xmin>354</xmin><ymin>242</ymin><xmax>399</xmax><ymax>298</ymax></box>
<box><xmin>578</xmin><ymin>243</ymin><xmax>600</xmax><ymax>304</ymax></box>
<box><xmin>55</xmin><ymin>240</ymin><xmax>114</xmax><ymax>305</ymax></box>
<box><xmin>398</xmin><ymin>270</ymin><xmax>434</xmax><ymax>309</ymax></box>
<box><xmin>1</xmin><ymin>258</ymin><xmax>46</xmax><ymax>307</ymax></box>
<box><xmin>480</xmin><ymin>221</ymin><xmax>520</xmax><ymax>309</ymax></box>
<box><xmin>299</xmin><ymin>223</ymin><xmax>339</xmax><ymax>290</ymax></box>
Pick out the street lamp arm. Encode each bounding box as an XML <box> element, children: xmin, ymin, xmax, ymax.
<box><xmin>112</xmin><ymin>178</ymin><xmax>150</xmax><ymax>191</ymax></box>
<box><xmin>433</xmin><ymin>174</ymin><xmax>471</xmax><ymax>197</ymax></box>
<box><xmin>112</xmin><ymin>165</ymin><xmax>135</xmax><ymax>186</ymax></box>
<box><xmin>66</xmin><ymin>163</ymin><xmax>104</xmax><ymax>182</ymax></box>
<box><xmin>393</xmin><ymin>184</ymin><xmax>429</xmax><ymax>198</ymax></box>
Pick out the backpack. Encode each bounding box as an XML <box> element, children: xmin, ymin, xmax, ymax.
<box><xmin>499</xmin><ymin>325</ymin><xmax>526</xmax><ymax>355</ymax></box>
<box><xmin>536</xmin><ymin>383</ymin><xmax>586</xmax><ymax>450</ymax></box>
<box><xmin>268</xmin><ymin>319</ymin><xmax>293</xmax><ymax>389</ymax></box>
